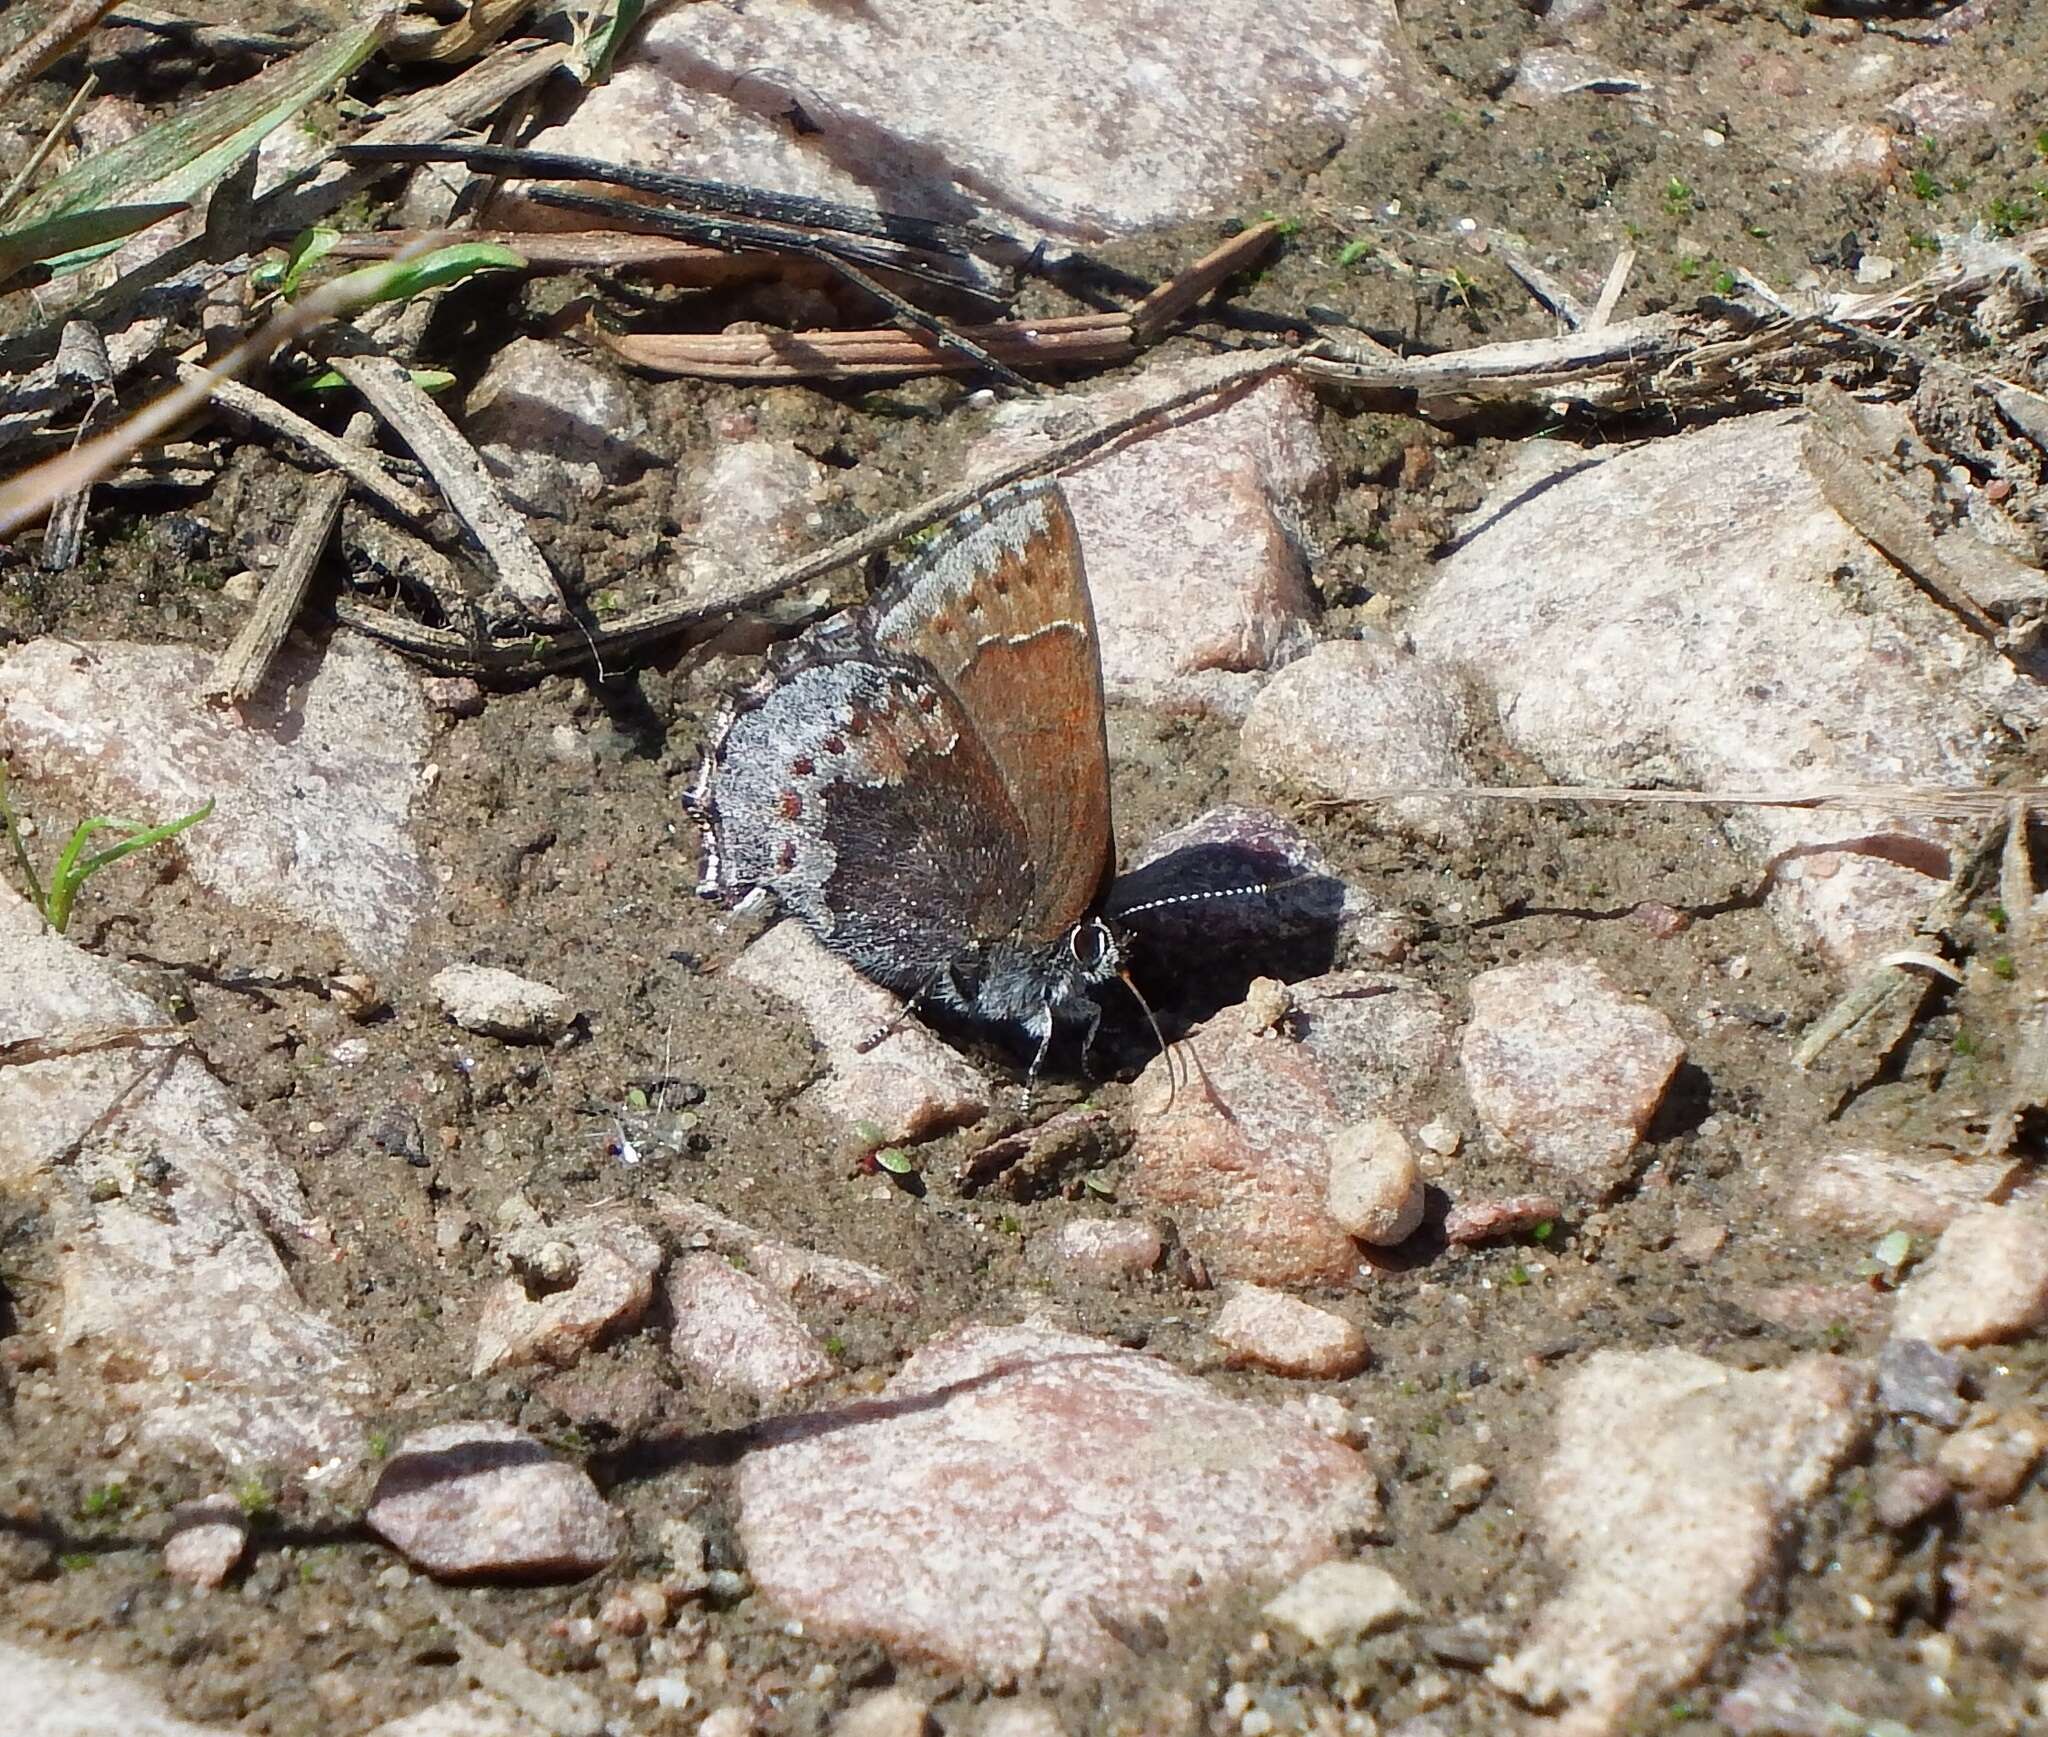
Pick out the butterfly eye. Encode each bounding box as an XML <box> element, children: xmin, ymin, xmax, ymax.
<box><xmin>1069</xmin><ymin>918</ymin><xmax>1118</xmax><ymax>973</ymax></box>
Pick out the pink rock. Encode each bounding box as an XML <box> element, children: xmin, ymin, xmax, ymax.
<box><xmin>1886</xmin><ymin>79</ymin><xmax>1999</xmax><ymax>138</ymax></box>
<box><xmin>0</xmin><ymin>888</ymin><xmax>366</xmax><ymax>1472</ymax></box>
<box><xmin>1408</xmin><ymin>413</ymin><xmax>2047</xmax><ymax>965</ymax></box>
<box><xmin>471</xmin><ymin>1214</ymin><xmax>663</xmax><ymax>1377</ymax></box>
<box><xmin>1489</xmin><ymin>1350</ymin><xmax>1870</xmax><ymax>1728</ymax></box>
<box><xmin>1934</xmin><ymin>1410</ymin><xmax>2048</xmax><ymax>1506</ymax></box>
<box><xmin>1891</xmin><ymin>1207</ymin><xmax>2048</xmax><ymax>1347</ymax></box>
<box><xmin>1779</xmin><ymin>1147</ymin><xmax>2030</xmax><ymax>1237</ymax></box>
<box><xmin>465</xmin><ymin>337</ymin><xmax>656</xmax><ymax>516</ymax></box>
<box><xmin>1802</xmin><ymin>122</ymin><xmax>1902</xmax><ymax>182</ymax></box>
<box><xmin>0</xmin><ymin>636</ymin><xmax>435</xmax><ymax>968</ymax></box>
<box><xmin>729</xmin><ymin>921</ymin><xmax>991</xmax><ymax>1143</ymax></box>
<box><xmin>1442</xmin><ymin>1195</ymin><xmax>1561</xmax><ymax>1247</ymax></box>
<box><xmin>970</xmin><ymin>363</ymin><xmax>1329</xmax><ymax>715</ymax></box>
<box><xmin>367</xmin><ymin>1421</ymin><xmax>623</xmax><ymax>1581</ymax></box>
<box><xmin>1211</xmin><ymin>1284</ymin><xmax>1369</xmax><ymax>1378</ymax></box>
<box><xmin>1044</xmin><ymin>1218</ymin><xmax>1164</xmax><ymax>1282</ymax></box>
<box><xmin>675</xmin><ymin>439</ymin><xmax>832</xmax><ymax>601</ymax></box>
<box><xmin>163</xmin><ymin>1496</ymin><xmax>248</xmax><ymax>1589</ymax></box>
<box><xmin>1239</xmin><ymin>636</ymin><xmax>1479</xmax><ymax>845</ymax></box>
<box><xmin>1129</xmin><ymin>971</ymin><xmax>1455</xmax><ymax>1283</ymax></box>
<box><xmin>667</xmin><ymin>1253</ymin><xmax>832</xmax><ymax>1399</ymax></box>
<box><xmin>737</xmin><ymin>1321</ymin><xmax>1378</xmax><ymax>1678</ymax></box>
<box><xmin>658</xmin><ymin>1195</ymin><xmax>913</xmax><ymax>1310</ymax></box>
<box><xmin>527</xmin><ymin>1</ymin><xmax>1428</xmax><ymax>241</ymax></box>
<box><xmin>1459</xmin><ymin>960</ymin><xmax>1684</xmax><ymax>1199</ymax></box>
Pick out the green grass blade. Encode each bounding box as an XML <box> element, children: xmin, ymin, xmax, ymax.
<box><xmin>14</xmin><ymin>17</ymin><xmax>388</xmax><ymax>278</ymax></box>
<box><xmin>0</xmin><ymin>200</ymin><xmax>187</xmax><ymax>287</ymax></box>
<box><xmin>45</xmin><ymin>798</ymin><xmax>213</xmax><ymax>934</ymax></box>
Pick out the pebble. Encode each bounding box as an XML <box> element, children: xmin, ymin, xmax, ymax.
<box><xmin>1873</xmin><ymin>1465</ymin><xmax>1953</xmax><ymax>1530</ymax></box>
<box><xmin>471</xmin><ymin>1213</ymin><xmax>663</xmax><ymax>1377</ymax></box>
<box><xmin>366</xmin><ymin>1421</ymin><xmax>623</xmax><ymax>1581</ymax></box>
<box><xmin>1442</xmin><ymin>1195</ymin><xmax>1561</xmax><ymax>1246</ymax></box>
<box><xmin>1262</xmin><ymin>1561</ymin><xmax>1418</xmax><ymax>1646</ymax></box>
<box><xmin>835</xmin><ymin>1689</ymin><xmax>934</xmax><ymax>1737</ymax></box>
<box><xmin>1324</xmin><ymin>1116</ymin><xmax>1426</xmax><ymax>1247</ymax></box>
<box><xmin>430</xmin><ymin>964</ymin><xmax>575</xmax><ymax>1044</ymax></box>
<box><xmin>1045</xmin><ymin>1218</ymin><xmax>1164</xmax><ymax>1281</ymax></box>
<box><xmin>1934</xmin><ymin>1409</ymin><xmax>2048</xmax><ymax>1506</ymax></box>
<box><xmin>1891</xmin><ymin>1206</ymin><xmax>2048</xmax><ymax>1346</ymax></box>
<box><xmin>162</xmin><ymin>1495</ymin><xmax>249</xmax><ymax>1589</ymax></box>
<box><xmin>667</xmin><ymin>1253</ymin><xmax>832</xmax><ymax>1398</ymax></box>
<box><xmin>1210</xmin><ymin>1283</ymin><xmax>1370</xmax><ymax>1379</ymax></box>
<box><xmin>1875</xmin><ymin>1337</ymin><xmax>1966</xmax><ymax>1427</ymax></box>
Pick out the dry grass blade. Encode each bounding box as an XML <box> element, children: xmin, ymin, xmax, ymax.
<box><xmin>0</xmin><ymin>0</ymin><xmax>117</xmax><ymax>111</ymax></box>
<box><xmin>200</xmin><ymin>411</ymin><xmax>372</xmax><ymax>706</ymax></box>
<box><xmin>37</xmin><ymin>320</ymin><xmax>116</xmax><ymax>571</ymax></box>
<box><xmin>324</xmin><ymin>352</ymin><xmax>568</xmax><ymax>627</ymax></box>
<box><xmin>1128</xmin><ymin>221</ymin><xmax>1284</xmax><ymax>343</ymax></box>
<box><xmin>596</xmin><ymin>310</ymin><xmax>1134</xmax><ymax>382</ymax></box>
<box><xmin>1322</xmin><ymin>780</ymin><xmax>2048</xmax><ymax>821</ymax></box>
<box><xmin>0</xmin><ymin>68</ymin><xmax>99</xmax><ymax>222</ymax></box>
<box><xmin>387</xmin><ymin>0</ymin><xmax>533</xmax><ymax>64</ymax></box>
<box><xmin>327</xmin><ymin>227</ymin><xmax>754</xmax><ymax>283</ymax></box>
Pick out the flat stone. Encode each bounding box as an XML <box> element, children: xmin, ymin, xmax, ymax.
<box><xmin>0</xmin><ymin>636</ymin><xmax>436</xmax><ymax>967</ymax></box>
<box><xmin>1892</xmin><ymin>1206</ymin><xmax>2048</xmax><ymax>1347</ymax></box>
<box><xmin>0</xmin><ymin>886</ymin><xmax>367</xmax><ymax>1473</ymax></box>
<box><xmin>1875</xmin><ymin>1338</ymin><xmax>1965</xmax><ymax>1427</ymax></box>
<box><xmin>1459</xmin><ymin>960</ymin><xmax>1685</xmax><ymax>1199</ymax></box>
<box><xmin>1407</xmin><ymin>411</ymin><xmax>2048</xmax><ymax>966</ymax></box>
<box><xmin>1779</xmin><ymin>1146</ymin><xmax>2038</xmax><ymax>1237</ymax></box>
<box><xmin>162</xmin><ymin>1496</ymin><xmax>249</xmax><ymax>1589</ymax></box>
<box><xmin>0</xmin><ymin>1640</ymin><xmax>247</xmax><ymax>1736</ymax></box>
<box><xmin>527</xmin><ymin>1</ymin><xmax>1427</xmax><ymax>241</ymax></box>
<box><xmin>1238</xmin><ymin>636</ymin><xmax>1479</xmax><ymax>845</ymax></box>
<box><xmin>674</xmin><ymin>436</ymin><xmax>832</xmax><ymax>604</ymax></box>
<box><xmin>465</xmin><ymin>337</ymin><xmax>656</xmax><ymax>516</ymax></box>
<box><xmin>1042</xmin><ymin>1218</ymin><xmax>1164</xmax><ymax>1282</ymax></box>
<box><xmin>730</xmin><ymin>921</ymin><xmax>991</xmax><ymax>1143</ymax></box>
<box><xmin>431</xmin><ymin>964</ymin><xmax>575</xmax><ymax>1044</ymax></box>
<box><xmin>1262</xmin><ymin>1560</ymin><xmax>1418</xmax><ymax>1646</ymax></box>
<box><xmin>737</xmin><ymin>1320</ymin><xmax>1378</xmax><ymax>1678</ymax></box>
<box><xmin>1934</xmin><ymin>1409</ymin><xmax>2048</xmax><ymax>1506</ymax></box>
<box><xmin>367</xmin><ymin>1421</ymin><xmax>623</xmax><ymax>1582</ymax></box>
<box><xmin>1211</xmin><ymin>1284</ymin><xmax>1369</xmax><ymax>1379</ymax></box>
<box><xmin>667</xmin><ymin>1252</ymin><xmax>832</xmax><ymax>1399</ymax></box>
<box><xmin>969</xmin><ymin>364</ymin><xmax>1327</xmax><ymax>714</ymax></box>
<box><xmin>471</xmin><ymin>1214</ymin><xmax>663</xmax><ymax>1377</ymax></box>
<box><xmin>1324</xmin><ymin>1115</ymin><xmax>1426</xmax><ymax>1246</ymax></box>
<box><xmin>1488</xmin><ymin>1350</ymin><xmax>1870</xmax><ymax>1730</ymax></box>
<box><xmin>656</xmin><ymin>1195</ymin><xmax>913</xmax><ymax>1310</ymax></box>
<box><xmin>1129</xmin><ymin>971</ymin><xmax>1456</xmax><ymax>1283</ymax></box>
<box><xmin>1442</xmin><ymin>1194</ymin><xmax>1562</xmax><ymax>1246</ymax></box>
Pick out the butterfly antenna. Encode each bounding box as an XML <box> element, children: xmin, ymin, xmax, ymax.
<box><xmin>1112</xmin><ymin>872</ymin><xmax>1318</xmax><ymax>924</ymax></box>
<box><xmin>1117</xmin><ymin>969</ymin><xmax>1232</xmax><ymax>1119</ymax></box>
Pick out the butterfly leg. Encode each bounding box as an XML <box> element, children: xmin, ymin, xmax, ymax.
<box><xmin>1020</xmin><ymin>998</ymin><xmax>1059</xmax><ymax>1114</ymax></box>
<box><xmin>1075</xmin><ymin>997</ymin><xmax>1105</xmax><ymax>1079</ymax></box>
<box><xmin>855</xmin><ymin>961</ymin><xmax>951</xmax><ymax>1054</ymax></box>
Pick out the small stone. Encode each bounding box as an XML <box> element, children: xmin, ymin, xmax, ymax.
<box><xmin>1211</xmin><ymin>1284</ymin><xmax>1369</xmax><ymax>1379</ymax></box>
<box><xmin>977</xmin><ymin>1702</ymin><xmax>1067</xmax><ymax>1737</ymax></box>
<box><xmin>1935</xmin><ymin>1410</ymin><xmax>2048</xmax><ymax>1506</ymax></box>
<box><xmin>1672</xmin><ymin>1221</ymin><xmax>1727</xmax><ymax>1265</ymax></box>
<box><xmin>1782</xmin><ymin>1148</ymin><xmax>2027</xmax><ymax>1237</ymax></box>
<box><xmin>1442</xmin><ymin>1463</ymin><xmax>1493</xmax><ymax>1512</ymax></box>
<box><xmin>1631</xmin><ymin>901</ymin><xmax>1690</xmax><ymax>939</ymax></box>
<box><xmin>1874</xmin><ymin>1465</ymin><xmax>1952</xmax><ymax>1530</ymax></box>
<box><xmin>1415</xmin><ymin>1119</ymin><xmax>1461</xmax><ymax>1158</ymax></box>
<box><xmin>422</xmin><ymin>676</ymin><xmax>485</xmax><ymax>718</ymax></box>
<box><xmin>1442</xmin><ymin>1195</ymin><xmax>1561</xmax><ymax>1246</ymax></box>
<box><xmin>366</xmin><ymin>1420</ymin><xmax>623</xmax><ymax>1581</ymax></box>
<box><xmin>430</xmin><ymin>964</ymin><xmax>575</xmax><ymax>1044</ymax></box>
<box><xmin>1262</xmin><ymin>1561</ymin><xmax>1418</xmax><ymax>1647</ymax></box>
<box><xmin>1324</xmin><ymin>1116</ymin><xmax>1425</xmax><ymax>1246</ymax></box>
<box><xmin>1241</xmin><ymin>976</ymin><xmax>1292</xmax><ymax>1036</ymax></box>
<box><xmin>657</xmin><ymin>1196</ymin><xmax>912</xmax><ymax>1310</ymax></box>
<box><xmin>698</xmin><ymin>1712</ymin><xmax>755</xmax><ymax>1737</ymax></box>
<box><xmin>835</xmin><ymin>1688</ymin><xmax>933</xmax><ymax>1737</ymax></box>
<box><xmin>599</xmin><ymin>1581</ymin><xmax>670</xmax><ymax>1636</ymax></box>
<box><xmin>1892</xmin><ymin>1206</ymin><xmax>2048</xmax><ymax>1346</ymax></box>
<box><xmin>472</xmin><ymin>1213</ymin><xmax>663</xmax><ymax>1377</ymax></box>
<box><xmin>163</xmin><ymin>1495</ymin><xmax>248</xmax><ymax>1588</ymax></box>
<box><xmin>667</xmin><ymin>1253</ymin><xmax>832</xmax><ymax>1398</ymax></box>
<box><xmin>1459</xmin><ymin>960</ymin><xmax>1685</xmax><ymax>1199</ymax></box>
<box><xmin>1875</xmin><ymin>1338</ymin><xmax>1966</xmax><ymax>1427</ymax></box>
<box><xmin>1045</xmin><ymin>1219</ymin><xmax>1163</xmax><ymax>1281</ymax></box>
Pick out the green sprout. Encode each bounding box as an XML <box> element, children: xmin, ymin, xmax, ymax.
<box><xmin>1907</xmin><ymin>167</ymin><xmax>1942</xmax><ymax>201</ymax></box>
<box><xmin>79</xmin><ymin>1482</ymin><xmax>125</xmax><ymax>1519</ymax></box>
<box><xmin>235</xmin><ymin>1475</ymin><xmax>275</xmax><ymax>1519</ymax></box>
<box><xmin>1336</xmin><ymin>238</ymin><xmax>1374</xmax><ymax>268</ymax></box>
<box><xmin>874</xmin><ymin>1147</ymin><xmax>917</xmax><ymax>1177</ymax></box>
<box><xmin>1991</xmin><ymin>955</ymin><xmax>2017</xmax><ymax>981</ymax></box>
<box><xmin>0</xmin><ymin>770</ymin><xmax>214</xmax><ymax>936</ymax></box>
<box><xmin>1662</xmin><ymin>176</ymin><xmax>1694</xmax><ymax>216</ymax></box>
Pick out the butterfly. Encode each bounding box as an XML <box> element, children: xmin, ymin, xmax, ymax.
<box><xmin>687</xmin><ymin>479</ymin><xmax>1130</xmax><ymax>1085</ymax></box>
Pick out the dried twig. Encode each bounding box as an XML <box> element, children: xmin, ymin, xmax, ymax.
<box><xmin>324</xmin><ymin>351</ymin><xmax>567</xmax><ymax>626</ymax></box>
<box><xmin>177</xmin><ymin>364</ymin><xmax>436</xmax><ymax>526</ymax></box>
<box><xmin>1585</xmin><ymin>246</ymin><xmax>1635</xmax><ymax>332</ymax></box>
<box><xmin>200</xmin><ymin>411</ymin><xmax>371</xmax><ymax>705</ymax></box>
<box><xmin>0</xmin><ymin>69</ymin><xmax>98</xmax><ymax>221</ymax></box>
<box><xmin>0</xmin><ymin>0</ymin><xmax>116</xmax><ymax>110</ymax></box>
<box><xmin>1488</xmin><ymin>234</ymin><xmax>1588</xmax><ymax>329</ymax></box>
<box><xmin>326</xmin><ymin>226</ymin><xmax>756</xmax><ymax>283</ymax></box>
<box><xmin>38</xmin><ymin>321</ymin><xmax>116</xmax><ymax>572</ymax></box>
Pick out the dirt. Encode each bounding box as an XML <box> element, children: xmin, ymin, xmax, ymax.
<box><xmin>3</xmin><ymin>1</ymin><xmax>2048</xmax><ymax>1733</ymax></box>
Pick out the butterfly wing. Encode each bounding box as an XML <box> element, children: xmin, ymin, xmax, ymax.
<box><xmin>864</xmin><ymin>480</ymin><xmax>1113</xmax><ymax>944</ymax></box>
<box><xmin>692</xmin><ymin>651</ymin><xmax>1036</xmax><ymax>996</ymax></box>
